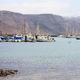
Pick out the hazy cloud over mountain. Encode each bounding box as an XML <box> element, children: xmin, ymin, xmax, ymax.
<box><xmin>0</xmin><ymin>0</ymin><xmax>80</xmax><ymax>17</ymax></box>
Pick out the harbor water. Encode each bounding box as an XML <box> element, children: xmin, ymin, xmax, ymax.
<box><xmin>0</xmin><ymin>37</ymin><xmax>80</xmax><ymax>80</ymax></box>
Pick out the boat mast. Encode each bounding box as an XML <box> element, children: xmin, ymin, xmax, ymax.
<box><xmin>0</xmin><ymin>31</ymin><xmax>2</xmax><ymax>36</ymax></box>
<box><xmin>23</xmin><ymin>19</ymin><xmax>27</xmax><ymax>36</ymax></box>
<box><xmin>36</xmin><ymin>22</ymin><xmax>40</xmax><ymax>35</ymax></box>
<box><xmin>27</xmin><ymin>22</ymin><xmax>30</xmax><ymax>34</ymax></box>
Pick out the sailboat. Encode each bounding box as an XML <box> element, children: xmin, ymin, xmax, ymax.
<box><xmin>23</xmin><ymin>20</ymin><xmax>34</xmax><ymax>42</ymax></box>
<box><xmin>35</xmin><ymin>23</ymin><xmax>55</xmax><ymax>42</ymax></box>
<box><xmin>65</xmin><ymin>25</ymin><xmax>76</xmax><ymax>38</ymax></box>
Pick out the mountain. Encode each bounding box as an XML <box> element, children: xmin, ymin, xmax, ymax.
<box><xmin>0</xmin><ymin>11</ymin><xmax>80</xmax><ymax>35</ymax></box>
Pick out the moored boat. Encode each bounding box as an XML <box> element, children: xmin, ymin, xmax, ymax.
<box><xmin>12</xmin><ymin>34</ymin><xmax>23</xmax><ymax>42</ymax></box>
<box><xmin>76</xmin><ymin>37</ymin><xmax>80</xmax><ymax>40</ymax></box>
<box><xmin>35</xmin><ymin>34</ymin><xmax>55</xmax><ymax>42</ymax></box>
<box><xmin>35</xmin><ymin>23</ymin><xmax>55</xmax><ymax>42</ymax></box>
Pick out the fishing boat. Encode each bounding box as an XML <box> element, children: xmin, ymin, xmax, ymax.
<box><xmin>25</xmin><ymin>33</ymin><xmax>34</xmax><ymax>42</ymax></box>
<box><xmin>23</xmin><ymin>20</ymin><xmax>34</xmax><ymax>42</ymax></box>
<box><xmin>35</xmin><ymin>34</ymin><xmax>47</xmax><ymax>42</ymax></box>
<box><xmin>76</xmin><ymin>38</ymin><xmax>80</xmax><ymax>40</ymax></box>
<box><xmin>12</xmin><ymin>34</ymin><xmax>23</xmax><ymax>42</ymax></box>
<box><xmin>35</xmin><ymin>23</ymin><xmax>55</xmax><ymax>42</ymax></box>
<box><xmin>35</xmin><ymin>34</ymin><xmax>55</xmax><ymax>42</ymax></box>
<box><xmin>65</xmin><ymin>25</ymin><xmax>76</xmax><ymax>38</ymax></box>
<box><xmin>1</xmin><ymin>36</ymin><xmax>8</xmax><ymax>42</ymax></box>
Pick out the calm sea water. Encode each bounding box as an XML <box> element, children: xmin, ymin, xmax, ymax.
<box><xmin>0</xmin><ymin>37</ymin><xmax>80</xmax><ymax>80</ymax></box>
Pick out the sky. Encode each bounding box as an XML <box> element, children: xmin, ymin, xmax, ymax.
<box><xmin>0</xmin><ymin>0</ymin><xmax>80</xmax><ymax>17</ymax></box>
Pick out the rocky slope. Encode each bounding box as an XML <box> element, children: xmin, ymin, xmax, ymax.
<box><xmin>0</xmin><ymin>11</ymin><xmax>80</xmax><ymax>35</ymax></box>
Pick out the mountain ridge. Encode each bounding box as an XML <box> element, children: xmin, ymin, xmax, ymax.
<box><xmin>0</xmin><ymin>11</ymin><xmax>80</xmax><ymax>35</ymax></box>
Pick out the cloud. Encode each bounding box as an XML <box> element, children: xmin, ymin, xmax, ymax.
<box><xmin>63</xmin><ymin>11</ymin><xmax>80</xmax><ymax>17</ymax></box>
<box><xmin>0</xmin><ymin>0</ymin><xmax>73</xmax><ymax>16</ymax></box>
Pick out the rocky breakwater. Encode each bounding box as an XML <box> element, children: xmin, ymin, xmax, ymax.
<box><xmin>0</xmin><ymin>68</ymin><xmax>18</xmax><ymax>76</ymax></box>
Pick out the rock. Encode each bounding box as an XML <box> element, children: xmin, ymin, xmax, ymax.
<box><xmin>0</xmin><ymin>68</ymin><xmax>18</xmax><ymax>76</ymax></box>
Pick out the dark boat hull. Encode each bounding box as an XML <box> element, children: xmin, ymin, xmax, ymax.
<box><xmin>76</xmin><ymin>38</ymin><xmax>80</xmax><ymax>40</ymax></box>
